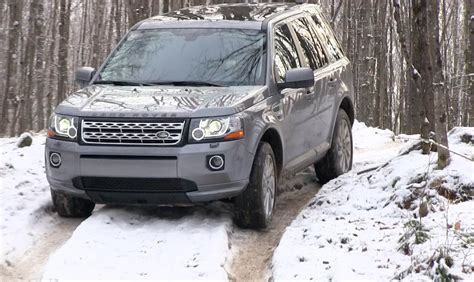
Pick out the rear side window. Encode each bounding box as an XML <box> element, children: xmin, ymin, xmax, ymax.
<box><xmin>290</xmin><ymin>17</ymin><xmax>329</xmax><ymax>70</ymax></box>
<box><xmin>308</xmin><ymin>13</ymin><xmax>344</xmax><ymax>62</ymax></box>
<box><xmin>274</xmin><ymin>24</ymin><xmax>300</xmax><ymax>82</ymax></box>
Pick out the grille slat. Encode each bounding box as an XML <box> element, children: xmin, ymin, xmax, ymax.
<box><xmin>81</xmin><ymin>120</ymin><xmax>185</xmax><ymax>145</ymax></box>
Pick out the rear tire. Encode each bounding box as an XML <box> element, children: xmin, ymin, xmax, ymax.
<box><xmin>234</xmin><ymin>142</ymin><xmax>277</xmax><ymax>229</ymax></box>
<box><xmin>315</xmin><ymin>109</ymin><xmax>353</xmax><ymax>184</ymax></box>
<box><xmin>51</xmin><ymin>189</ymin><xmax>95</xmax><ymax>218</ymax></box>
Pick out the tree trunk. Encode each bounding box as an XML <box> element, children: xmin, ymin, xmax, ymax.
<box><xmin>127</xmin><ymin>0</ymin><xmax>150</xmax><ymax>27</ymax></box>
<box><xmin>57</xmin><ymin>0</ymin><xmax>71</xmax><ymax>104</ymax></box>
<box><xmin>393</xmin><ymin>0</ymin><xmax>434</xmax><ymax>153</ymax></box>
<box><xmin>466</xmin><ymin>0</ymin><xmax>474</xmax><ymax>126</ymax></box>
<box><xmin>19</xmin><ymin>2</ymin><xmax>36</xmax><ymax>133</ymax></box>
<box><xmin>33</xmin><ymin>0</ymin><xmax>46</xmax><ymax>131</ymax></box>
<box><xmin>1</xmin><ymin>0</ymin><xmax>21</xmax><ymax>135</ymax></box>
<box><xmin>426</xmin><ymin>0</ymin><xmax>450</xmax><ymax>168</ymax></box>
<box><xmin>46</xmin><ymin>0</ymin><xmax>59</xmax><ymax>122</ymax></box>
<box><xmin>374</xmin><ymin>0</ymin><xmax>388</xmax><ymax>128</ymax></box>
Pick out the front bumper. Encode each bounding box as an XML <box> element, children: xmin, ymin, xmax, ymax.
<box><xmin>45</xmin><ymin>138</ymin><xmax>254</xmax><ymax>204</ymax></box>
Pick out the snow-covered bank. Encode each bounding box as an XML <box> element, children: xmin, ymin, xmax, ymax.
<box><xmin>0</xmin><ymin>135</ymin><xmax>56</xmax><ymax>265</ymax></box>
<box><xmin>42</xmin><ymin>205</ymin><xmax>232</xmax><ymax>280</ymax></box>
<box><xmin>351</xmin><ymin>121</ymin><xmax>419</xmax><ymax>171</ymax></box>
<box><xmin>272</xmin><ymin>124</ymin><xmax>474</xmax><ymax>280</ymax></box>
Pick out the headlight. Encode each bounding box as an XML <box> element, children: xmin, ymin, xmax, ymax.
<box><xmin>189</xmin><ymin>115</ymin><xmax>244</xmax><ymax>142</ymax></box>
<box><xmin>48</xmin><ymin>114</ymin><xmax>78</xmax><ymax>140</ymax></box>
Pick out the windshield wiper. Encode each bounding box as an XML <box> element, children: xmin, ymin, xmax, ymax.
<box><xmin>149</xmin><ymin>81</ymin><xmax>225</xmax><ymax>87</ymax></box>
<box><xmin>93</xmin><ymin>80</ymin><xmax>155</xmax><ymax>86</ymax></box>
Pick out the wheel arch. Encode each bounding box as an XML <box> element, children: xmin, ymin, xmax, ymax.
<box><xmin>327</xmin><ymin>95</ymin><xmax>355</xmax><ymax>147</ymax></box>
<box><xmin>259</xmin><ymin>127</ymin><xmax>283</xmax><ymax>178</ymax></box>
<box><xmin>339</xmin><ymin>96</ymin><xmax>355</xmax><ymax>125</ymax></box>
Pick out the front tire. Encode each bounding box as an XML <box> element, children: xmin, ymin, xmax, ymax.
<box><xmin>51</xmin><ymin>189</ymin><xmax>95</xmax><ymax>218</ymax></box>
<box><xmin>234</xmin><ymin>142</ymin><xmax>277</xmax><ymax>229</ymax></box>
<box><xmin>315</xmin><ymin>109</ymin><xmax>353</xmax><ymax>184</ymax></box>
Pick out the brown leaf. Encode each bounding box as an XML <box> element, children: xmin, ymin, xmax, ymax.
<box><xmin>454</xmin><ymin>221</ymin><xmax>461</xmax><ymax>231</ymax></box>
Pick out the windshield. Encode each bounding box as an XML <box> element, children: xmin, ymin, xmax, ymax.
<box><xmin>99</xmin><ymin>28</ymin><xmax>267</xmax><ymax>86</ymax></box>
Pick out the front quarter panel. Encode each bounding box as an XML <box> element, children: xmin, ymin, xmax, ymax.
<box><xmin>242</xmin><ymin>92</ymin><xmax>285</xmax><ymax>167</ymax></box>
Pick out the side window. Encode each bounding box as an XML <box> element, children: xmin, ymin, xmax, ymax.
<box><xmin>309</xmin><ymin>13</ymin><xmax>344</xmax><ymax>62</ymax></box>
<box><xmin>290</xmin><ymin>17</ymin><xmax>329</xmax><ymax>70</ymax></box>
<box><xmin>274</xmin><ymin>24</ymin><xmax>300</xmax><ymax>83</ymax></box>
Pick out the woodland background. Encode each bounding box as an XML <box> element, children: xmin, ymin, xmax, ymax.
<box><xmin>0</xmin><ymin>0</ymin><xmax>473</xmax><ymax>137</ymax></box>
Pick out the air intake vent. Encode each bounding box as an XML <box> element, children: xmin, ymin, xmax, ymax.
<box><xmin>74</xmin><ymin>177</ymin><xmax>198</xmax><ymax>192</ymax></box>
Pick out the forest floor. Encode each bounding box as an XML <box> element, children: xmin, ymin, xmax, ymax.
<box><xmin>1</xmin><ymin>122</ymin><xmax>473</xmax><ymax>280</ymax></box>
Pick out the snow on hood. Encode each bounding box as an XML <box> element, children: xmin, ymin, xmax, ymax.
<box><xmin>55</xmin><ymin>85</ymin><xmax>267</xmax><ymax>118</ymax></box>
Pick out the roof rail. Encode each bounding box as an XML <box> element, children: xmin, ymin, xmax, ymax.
<box><xmin>296</xmin><ymin>0</ymin><xmax>320</xmax><ymax>4</ymax></box>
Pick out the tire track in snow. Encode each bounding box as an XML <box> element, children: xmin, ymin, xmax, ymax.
<box><xmin>226</xmin><ymin>169</ymin><xmax>321</xmax><ymax>281</ymax></box>
<box><xmin>1</xmin><ymin>213</ymin><xmax>82</xmax><ymax>281</ymax></box>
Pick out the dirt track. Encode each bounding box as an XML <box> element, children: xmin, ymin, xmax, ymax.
<box><xmin>1</xmin><ymin>217</ymin><xmax>82</xmax><ymax>281</ymax></box>
<box><xmin>1</xmin><ymin>170</ymin><xmax>319</xmax><ymax>281</ymax></box>
<box><xmin>226</xmin><ymin>169</ymin><xmax>320</xmax><ymax>281</ymax></box>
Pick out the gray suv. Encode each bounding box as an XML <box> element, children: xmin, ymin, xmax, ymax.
<box><xmin>45</xmin><ymin>3</ymin><xmax>354</xmax><ymax>229</ymax></box>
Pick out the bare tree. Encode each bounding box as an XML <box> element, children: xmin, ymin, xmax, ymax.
<box><xmin>425</xmin><ymin>0</ymin><xmax>450</xmax><ymax>168</ymax></box>
<box><xmin>1</xmin><ymin>0</ymin><xmax>21</xmax><ymax>136</ymax></box>
<box><xmin>33</xmin><ymin>1</ymin><xmax>46</xmax><ymax>131</ymax></box>
<box><xmin>467</xmin><ymin>0</ymin><xmax>474</xmax><ymax>126</ymax></box>
<box><xmin>56</xmin><ymin>0</ymin><xmax>71</xmax><ymax>104</ymax></box>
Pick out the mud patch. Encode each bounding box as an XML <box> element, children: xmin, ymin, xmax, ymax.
<box><xmin>226</xmin><ymin>169</ymin><xmax>320</xmax><ymax>281</ymax></box>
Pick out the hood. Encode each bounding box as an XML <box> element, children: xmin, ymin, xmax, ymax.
<box><xmin>55</xmin><ymin>85</ymin><xmax>268</xmax><ymax>118</ymax></box>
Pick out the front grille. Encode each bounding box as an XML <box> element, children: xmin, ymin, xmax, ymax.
<box><xmin>73</xmin><ymin>177</ymin><xmax>198</xmax><ymax>193</ymax></box>
<box><xmin>81</xmin><ymin>120</ymin><xmax>185</xmax><ymax>145</ymax></box>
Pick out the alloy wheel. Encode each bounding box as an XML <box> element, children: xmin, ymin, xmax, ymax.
<box><xmin>262</xmin><ymin>154</ymin><xmax>276</xmax><ymax>219</ymax></box>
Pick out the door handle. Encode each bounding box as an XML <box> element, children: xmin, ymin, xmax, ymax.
<box><xmin>328</xmin><ymin>77</ymin><xmax>338</xmax><ymax>87</ymax></box>
<box><xmin>304</xmin><ymin>88</ymin><xmax>314</xmax><ymax>99</ymax></box>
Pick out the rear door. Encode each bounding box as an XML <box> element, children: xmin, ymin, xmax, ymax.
<box><xmin>306</xmin><ymin>9</ymin><xmax>350</xmax><ymax>144</ymax></box>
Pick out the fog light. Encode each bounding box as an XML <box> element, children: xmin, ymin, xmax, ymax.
<box><xmin>49</xmin><ymin>152</ymin><xmax>62</xmax><ymax>168</ymax></box>
<box><xmin>208</xmin><ymin>155</ymin><xmax>224</xmax><ymax>171</ymax></box>
<box><xmin>68</xmin><ymin>127</ymin><xmax>77</xmax><ymax>139</ymax></box>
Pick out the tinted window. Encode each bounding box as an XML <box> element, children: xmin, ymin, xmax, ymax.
<box><xmin>291</xmin><ymin>17</ymin><xmax>329</xmax><ymax>69</ymax></box>
<box><xmin>100</xmin><ymin>28</ymin><xmax>266</xmax><ymax>86</ymax></box>
<box><xmin>274</xmin><ymin>24</ymin><xmax>300</xmax><ymax>82</ymax></box>
<box><xmin>309</xmin><ymin>13</ymin><xmax>344</xmax><ymax>62</ymax></box>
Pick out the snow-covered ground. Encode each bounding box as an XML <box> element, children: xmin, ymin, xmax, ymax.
<box><xmin>42</xmin><ymin>205</ymin><xmax>231</xmax><ymax>280</ymax></box>
<box><xmin>1</xmin><ymin>122</ymin><xmax>473</xmax><ymax>280</ymax></box>
<box><xmin>1</xmin><ymin>135</ymin><xmax>55</xmax><ymax>265</ymax></box>
<box><xmin>273</xmin><ymin>123</ymin><xmax>474</xmax><ymax>280</ymax></box>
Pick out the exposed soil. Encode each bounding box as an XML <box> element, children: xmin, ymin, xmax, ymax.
<box><xmin>226</xmin><ymin>169</ymin><xmax>320</xmax><ymax>281</ymax></box>
<box><xmin>0</xmin><ymin>217</ymin><xmax>82</xmax><ymax>281</ymax></box>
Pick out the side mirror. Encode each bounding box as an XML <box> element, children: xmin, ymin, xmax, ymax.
<box><xmin>278</xmin><ymin>67</ymin><xmax>314</xmax><ymax>89</ymax></box>
<box><xmin>75</xmin><ymin>67</ymin><xmax>96</xmax><ymax>88</ymax></box>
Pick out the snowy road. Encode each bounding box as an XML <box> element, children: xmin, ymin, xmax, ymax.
<box><xmin>0</xmin><ymin>135</ymin><xmax>322</xmax><ymax>280</ymax></box>
<box><xmin>3</xmin><ymin>122</ymin><xmax>471</xmax><ymax>280</ymax></box>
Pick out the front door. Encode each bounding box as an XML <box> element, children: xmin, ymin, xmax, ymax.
<box><xmin>272</xmin><ymin>22</ymin><xmax>308</xmax><ymax>167</ymax></box>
